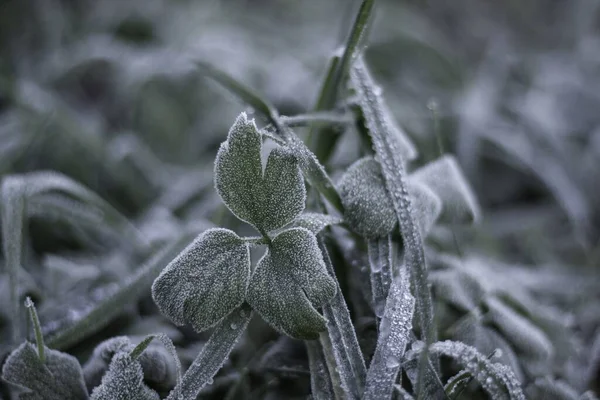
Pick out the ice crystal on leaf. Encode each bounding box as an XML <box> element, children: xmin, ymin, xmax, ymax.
<box><xmin>247</xmin><ymin>228</ymin><xmax>336</xmax><ymax>339</ymax></box>
<box><xmin>151</xmin><ymin>228</ymin><xmax>250</xmax><ymax>332</ymax></box>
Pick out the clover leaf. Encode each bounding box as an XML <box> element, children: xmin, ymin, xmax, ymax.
<box><xmin>1</xmin><ymin>342</ymin><xmax>89</xmax><ymax>400</ymax></box>
<box><xmin>214</xmin><ymin>112</ymin><xmax>306</xmax><ymax>234</ymax></box>
<box><xmin>151</xmin><ymin>228</ymin><xmax>250</xmax><ymax>332</ymax></box>
<box><xmin>247</xmin><ymin>227</ymin><xmax>336</xmax><ymax>340</ymax></box>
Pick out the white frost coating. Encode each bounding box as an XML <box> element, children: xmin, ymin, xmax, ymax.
<box><xmin>363</xmin><ymin>269</ymin><xmax>415</xmax><ymax>400</ymax></box>
<box><xmin>214</xmin><ymin>113</ymin><xmax>306</xmax><ymax>234</ymax></box>
<box><xmin>350</xmin><ymin>55</ymin><xmax>435</xmax><ymax>350</ymax></box>
<box><xmin>409</xmin><ymin>155</ymin><xmax>481</xmax><ymax>224</ymax></box>
<box><xmin>306</xmin><ymin>340</ymin><xmax>336</xmax><ymax>400</ymax></box>
<box><xmin>338</xmin><ymin>157</ymin><xmax>396</xmax><ymax>238</ymax></box>
<box><xmin>247</xmin><ymin>228</ymin><xmax>336</xmax><ymax>340</ymax></box>
<box><xmin>427</xmin><ymin>340</ymin><xmax>526</xmax><ymax>400</ymax></box>
<box><xmin>151</xmin><ymin>228</ymin><xmax>250</xmax><ymax>333</ymax></box>
<box><xmin>367</xmin><ymin>236</ymin><xmax>393</xmax><ymax>318</ymax></box>
<box><xmin>90</xmin><ymin>352</ymin><xmax>160</xmax><ymax>400</ymax></box>
<box><xmin>320</xmin><ymin>239</ymin><xmax>367</xmax><ymax>398</ymax></box>
<box><xmin>2</xmin><ymin>342</ymin><xmax>89</xmax><ymax>400</ymax></box>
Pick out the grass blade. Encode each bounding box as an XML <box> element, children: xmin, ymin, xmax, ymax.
<box><xmin>351</xmin><ymin>55</ymin><xmax>436</xmax><ymax>350</ymax></box>
<box><xmin>363</xmin><ymin>268</ymin><xmax>415</xmax><ymax>400</ymax></box>
<box><xmin>1</xmin><ymin>176</ymin><xmax>26</xmax><ymax>343</ymax></box>
<box><xmin>306</xmin><ymin>340</ymin><xmax>336</xmax><ymax>400</ymax></box>
<box><xmin>319</xmin><ymin>238</ymin><xmax>367</xmax><ymax>398</ymax></box>
<box><xmin>167</xmin><ymin>303</ymin><xmax>252</xmax><ymax>400</ymax></box>
<box><xmin>367</xmin><ymin>236</ymin><xmax>393</xmax><ymax>318</ymax></box>
<box><xmin>308</xmin><ymin>0</ymin><xmax>376</xmax><ymax>163</ymax></box>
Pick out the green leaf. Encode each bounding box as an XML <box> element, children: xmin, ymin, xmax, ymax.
<box><xmin>214</xmin><ymin>113</ymin><xmax>306</xmax><ymax>233</ymax></box>
<box><xmin>90</xmin><ymin>352</ymin><xmax>160</xmax><ymax>400</ymax></box>
<box><xmin>409</xmin><ymin>155</ymin><xmax>481</xmax><ymax>224</ymax></box>
<box><xmin>152</xmin><ymin>228</ymin><xmax>250</xmax><ymax>333</ymax></box>
<box><xmin>247</xmin><ymin>228</ymin><xmax>336</xmax><ymax>340</ymax></box>
<box><xmin>1</xmin><ymin>342</ymin><xmax>89</xmax><ymax>400</ymax></box>
<box><xmin>338</xmin><ymin>157</ymin><xmax>396</xmax><ymax>238</ymax></box>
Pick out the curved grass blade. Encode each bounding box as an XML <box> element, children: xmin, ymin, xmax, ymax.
<box><xmin>45</xmin><ymin>232</ymin><xmax>196</xmax><ymax>350</ymax></box>
<box><xmin>363</xmin><ymin>268</ymin><xmax>415</xmax><ymax>400</ymax></box>
<box><xmin>308</xmin><ymin>0</ymin><xmax>376</xmax><ymax>163</ymax></box>
<box><xmin>351</xmin><ymin>55</ymin><xmax>436</xmax><ymax>354</ymax></box>
<box><xmin>319</xmin><ymin>238</ymin><xmax>367</xmax><ymax>399</ymax></box>
<box><xmin>195</xmin><ymin>62</ymin><xmax>343</xmax><ymax>212</ymax></box>
<box><xmin>280</xmin><ymin>112</ymin><xmax>352</xmax><ymax>128</ymax></box>
<box><xmin>167</xmin><ymin>303</ymin><xmax>252</xmax><ymax>400</ymax></box>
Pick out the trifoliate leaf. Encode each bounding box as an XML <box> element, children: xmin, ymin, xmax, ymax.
<box><xmin>152</xmin><ymin>228</ymin><xmax>250</xmax><ymax>332</ymax></box>
<box><xmin>409</xmin><ymin>155</ymin><xmax>481</xmax><ymax>224</ymax></box>
<box><xmin>338</xmin><ymin>157</ymin><xmax>396</xmax><ymax>238</ymax></box>
<box><xmin>214</xmin><ymin>113</ymin><xmax>306</xmax><ymax>233</ymax></box>
<box><xmin>90</xmin><ymin>352</ymin><xmax>160</xmax><ymax>400</ymax></box>
<box><xmin>279</xmin><ymin>212</ymin><xmax>343</xmax><ymax>235</ymax></box>
<box><xmin>247</xmin><ymin>228</ymin><xmax>336</xmax><ymax>339</ymax></box>
<box><xmin>1</xmin><ymin>342</ymin><xmax>89</xmax><ymax>400</ymax></box>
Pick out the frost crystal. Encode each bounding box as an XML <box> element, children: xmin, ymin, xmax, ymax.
<box><xmin>247</xmin><ymin>228</ymin><xmax>336</xmax><ymax>339</ymax></box>
<box><xmin>152</xmin><ymin>228</ymin><xmax>250</xmax><ymax>332</ymax></box>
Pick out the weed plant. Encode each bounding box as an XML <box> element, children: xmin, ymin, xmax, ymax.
<box><xmin>0</xmin><ymin>0</ymin><xmax>599</xmax><ymax>399</ymax></box>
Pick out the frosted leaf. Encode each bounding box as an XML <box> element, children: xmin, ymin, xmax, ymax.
<box><xmin>426</xmin><ymin>340</ymin><xmax>525</xmax><ymax>400</ymax></box>
<box><xmin>407</xmin><ymin>181</ymin><xmax>443</xmax><ymax>237</ymax></box>
<box><xmin>338</xmin><ymin>157</ymin><xmax>396</xmax><ymax>238</ymax></box>
<box><xmin>280</xmin><ymin>212</ymin><xmax>343</xmax><ymax>234</ymax></box>
<box><xmin>581</xmin><ymin>391</ymin><xmax>600</xmax><ymax>400</ymax></box>
<box><xmin>152</xmin><ymin>228</ymin><xmax>250</xmax><ymax>332</ymax></box>
<box><xmin>430</xmin><ymin>269</ymin><xmax>485</xmax><ymax>312</ymax></box>
<box><xmin>409</xmin><ymin>155</ymin><xmax>481</xmax><ymax>224</ymax></box>
<box><xmin>1</xmin><ymin>342</ymin><xmax>89</xmax><ymax>400</ymax></box>
<box><xmin>90</xmin><ymin>352</ymin><xmax>160</xmax><ymax>400</ymax></box>
<box><xmin>363</xmin><ymin>269</ymin><xmax>415</xmax><ymax>400</ymax></box>
<box><xmin>214</xmin><ymin>112</ymin><xmax>306</xmax><ymax>233</ymax></box>
<box><xmin>247</xmin><ymin>228</ymin><xmax>336</xmax><ymax>339</ymax></box>
<box><xmin>83</xmin><ymin>337</ymin><xmax>133</xmax><ymax>391</ymax></box>
<box><xmin>485</xmin><ymin>297</ymin><xmax>553</xmax><ymax>367</ymax></box>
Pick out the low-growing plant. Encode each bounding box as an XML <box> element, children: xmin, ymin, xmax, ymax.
<box><xmin>0</xmin><ymin>0</ymin><xmax>599</xmax><ymax>399</ymax></box>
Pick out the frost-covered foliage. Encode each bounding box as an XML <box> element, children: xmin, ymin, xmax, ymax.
<box><xmin>0</xmin><ymin>0</ymin><xmax>598</xmax><ymax>399</ymax></box>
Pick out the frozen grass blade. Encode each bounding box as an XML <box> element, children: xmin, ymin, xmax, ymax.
<box><xmin>363</xmin><ymin>268</ymin><xmax>415</xmax><ymax>400</ymax></box>
<box><xmin>308</xmin><ymin>0</ymin><xmax>376</xmax><ymax>162</ymax></box>
<box><xmin>1</xmin><ymin>176</ymin><xmax>26</xmax><ymax>343</ymax></box>
<box><xmin>425</xmin><ymin>341</ymin><xmax>526</xmax><ymax>400</ymax></box>
<box><xmin>319</xmin><ymin>238</ymin><xmax>367</xmax><ymax>398</ymax></box>
<box><xmin>24</xmin><ymin>297</ymin><xmax>45</xmax><ymax>363</ymax></box>
<box><xmin>195</xmin><ymin>62</ymin><xmax>343</xmax><ymax>212</ymax></box>
<box><xmin>351</xmin><ymin>55</ymin><xmax>436</xmax><ymax>354</ymax></box>
<box><xmin>367</xmin><ymin>236</ymin><xmax>393</xmax><ymax>318</ymax></box>
<box><xmin>45</xmin><ymin>232</ymin><xmax>195</xmax><ymax>350</ymax></box>
<box><xmin>306</xmin><ymin>340</ymin><xmax>336</xmax><ymax>400</ymax></box>
<box><xmin>167</xmin><ymin>303</ymin><xmax>252</xmax><ymax>400</ymax></box>
<box><xmin>280</xmin><ymin>112</ymin><xmax>352</xmax><ymax>128</ymax></box>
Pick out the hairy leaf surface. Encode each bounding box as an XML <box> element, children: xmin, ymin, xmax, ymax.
<box><xmin>152</xmin><ymin>228</ymin><xmax>250</xmax><ymax>332</ymax></box>
<box><xmin>247</xmin><ymin>228</ymin><xmax>336</xmax><ymax>339</ymax></box>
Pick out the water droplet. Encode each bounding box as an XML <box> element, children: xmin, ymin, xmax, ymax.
<box><xmin>385</xmin><ymin>355</ymin><xmax>400</xmax><ymax>369</ymax></box>
<box><xmin>230</xmin><ymin>322</ymin><xmax>238</xmax><ymax>330</ymax></box>
<box><xmin>239</xmin><ymin>309</ymin><xmax>246</xmax><ymax>318</ymax></box>
<box><xmin>493</xmin><ymin>348</ymin><xmax>503</xmax><ymax>358</ymax></box>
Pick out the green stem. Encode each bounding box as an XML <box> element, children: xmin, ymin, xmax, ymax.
<box><xmin>25</xmin><ymin>297</ymin><xmax>45</xmax><ymax>363</ymax></box>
